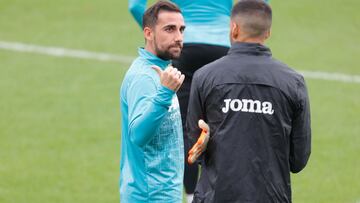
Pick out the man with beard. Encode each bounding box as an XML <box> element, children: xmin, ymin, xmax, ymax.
<box><xmin>119</xmin><ymin>1</ymin><xmax>186</xmax><ymax>202</ymax></box>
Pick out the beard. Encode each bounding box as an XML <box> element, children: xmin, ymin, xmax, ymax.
<box><xmin>154</xmin><ymin>38</ymin><xmax>183</xmax><ymax>60</ymax></box>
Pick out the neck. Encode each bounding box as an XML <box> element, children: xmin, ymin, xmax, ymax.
<box><xmin>144</xmin><ymin>42</ymin><xmax>157</xmax><ymax>57</ymax></box>
<box><xmin>234</xmin><ymin>36</ymin><xmax>265</xmax><ymax>45</ymax></box>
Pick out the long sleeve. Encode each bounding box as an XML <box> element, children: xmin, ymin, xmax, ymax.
<box><xmin>186</xmin><ymin>72</ymin><xmax>205</xmax><ymax>146</ymax></box>
<box><xmin>289</xmin><ymin>77</ymin><xmax>311</xmax><ymax>173</ymax></box>
<box><xmin>127</xmin><ymin>74</ymin><xmax>174</xmax><ymax>147</ymax></box>
<box><xmin>128</xmin><ymin>0</ymin><xmax>147</xmax><ymax>27</ymax></box>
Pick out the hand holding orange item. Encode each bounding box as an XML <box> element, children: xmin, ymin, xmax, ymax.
<box><xmin>188</xmin><ymin>119</ymin><xmax>210</xmax><ymax>164</ymax></box>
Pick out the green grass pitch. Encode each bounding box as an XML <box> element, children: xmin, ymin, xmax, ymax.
<box><xmin>0</xmin><ymin>0</ymin><xmax>359</xmax><ymax>202</ymax></box>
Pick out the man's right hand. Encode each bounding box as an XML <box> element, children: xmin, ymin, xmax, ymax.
<box><xmin>152</xmin><ymin>65</ymin><xmax>185</xmax><ymax>92</ymax></box>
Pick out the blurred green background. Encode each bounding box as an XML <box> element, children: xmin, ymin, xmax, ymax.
<box><xmin>0</xmin><ymin>0</ymin><xmax>359</xmax><ymax>202</ymax></box>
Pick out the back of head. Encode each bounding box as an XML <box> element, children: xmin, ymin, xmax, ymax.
<box><xmin>142</xmin><ymin>0</ymin><xmax>181</xmax><ymax>30</ymax></box>
<box><xmin>231</xmin><ymin>0</ymin><xmax>272</xmax><ymax>39</ymax></box>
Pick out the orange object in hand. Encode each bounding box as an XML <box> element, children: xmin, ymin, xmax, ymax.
<box><xmin>188</xmin><ymin>120</ymin><xmax>210</xmax><ymax>164</ymax></box>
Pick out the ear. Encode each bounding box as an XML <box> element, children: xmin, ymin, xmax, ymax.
<box><xmin>264</xmin><ymin>29</ymin><xmax>271</xmax><ymax>40</ymax></box>
<box><xmin>230</xmin><ymin>21</ymin><xmax>239</xmax><ymax>40</ymax></box>
<box><xmin>143</xmin><ymin>26</ymin><xmax>153</xmax><ymax>41</ymax></box>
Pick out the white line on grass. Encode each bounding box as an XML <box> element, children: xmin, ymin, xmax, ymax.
<box><xmin>299</xmin><ymin>70</ymin><xmax>360</xmax><ymax>84</ymax></box>
<box><xmin>0</xmin><ymin>40</ymin><xmax>134</xmax><ymax>64</ymax></box>
<box><xmin>1</xmin><ymin>40</ymin><xmax>360</xmax><ymax>84</ymax></box>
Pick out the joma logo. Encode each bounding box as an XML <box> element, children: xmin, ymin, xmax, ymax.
<box><xmin>222</xmin><ymin>99</ymin><xmax>274</xmax><ymax>115</ymax></box>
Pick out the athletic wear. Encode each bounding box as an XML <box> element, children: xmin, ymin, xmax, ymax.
<box><xmin>187</xmin><ymin>42</ymin><xmax>311</xmax><ymax>202</ymax></box>
<box><xmin>120</xmin><ymin>48</ymin><xmax>184</xmax><ymax>203</ymax></box>
<box><xmin>172</xmin><ymin>44</ymin><xmax>229</xmax><ymax>194</ymax></box>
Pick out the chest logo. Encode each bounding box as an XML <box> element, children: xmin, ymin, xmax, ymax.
<box><xmin>222</xmin><ymin>99</ymin><xmax>274</xmax><ymax>115</ymax></box>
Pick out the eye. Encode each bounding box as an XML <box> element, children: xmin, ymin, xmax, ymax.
<box><xmin>180</xmin><ymin>26</ymin><xmax>185</xmax><ymax>33</ymax></box>
<box><xmin>165</xmin><ymin>26</ymin><xmax>175</xmax><ymax>32</ymax></box>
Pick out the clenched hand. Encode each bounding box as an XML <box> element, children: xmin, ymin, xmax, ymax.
<box><xmin>152</xmin><ymin>65</ymin><xmax>185</xmax><ymax>92</ymax></box>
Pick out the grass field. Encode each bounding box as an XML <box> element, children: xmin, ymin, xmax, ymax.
<box><xmin>0</xmin><ymin>0</ymin><xmax>359</xmax><ymax>202</ymax></box>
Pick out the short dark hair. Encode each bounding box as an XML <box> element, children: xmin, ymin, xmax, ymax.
<box><xmin>231</xmin><ymin>0</ymin><xmax>272</xmax><ymax>38</ymax></box>
<box><xmin>142</xmin><ymin>1</ymin><xmax>181</xmax><ymax>29</ymax></box>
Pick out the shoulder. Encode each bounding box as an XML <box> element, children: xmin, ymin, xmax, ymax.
<box><xmin>192</xmin><ymin>56</ymin><xmax>229</xmax><ymax>93</ymax></box>
<box><xmin>271</xmin><ymin>58</ymin><xmax>305</xmax><ymax>84</ymax></box>
<box><xmin>130</xmin><ymin>58</ymin><xmax>159</xmax><ymax>78</ymax></box>
<box><xmin>195</xmin><ymin>55</ymin><xmax>228</xmax><ymax>77</ymax></box>
<box><xmin>124</xmin><ymin>59</ymin><xmax>159</xmax><ymax>88</ymax></box>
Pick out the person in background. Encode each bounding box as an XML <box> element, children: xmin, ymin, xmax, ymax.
<box><xmin>186</xmin><ymin>0</ymin><xmax>311</xmax><ymax>202</ymax></box>
<box><xmin>120</xmin><ymin>1</ymin><xmax>186</xmax><ymax>202</ymax></box>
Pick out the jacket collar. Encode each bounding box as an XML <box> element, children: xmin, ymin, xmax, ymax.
<box><xmin>228</xmin><ymin>42</ymin><xmax>272</xmax><ymax>57</ymax></box>
<box><xmin>138</xmin><ymin>48</ymin><xmax>171</xmax><ymax>70</ymax></box>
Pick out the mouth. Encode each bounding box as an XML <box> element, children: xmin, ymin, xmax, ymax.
<box><xmin>170</xmin><ymin>43</ymin><xmax>182</xmax><ymax>49</ymax></box>
<box><xmin>170</xmin><ymin>46</ymin><xmax>182</xmax><ymax>51</ymax></box>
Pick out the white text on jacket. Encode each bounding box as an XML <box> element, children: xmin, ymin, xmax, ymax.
<box><xmin>222</xmin><ymin>99</ymin><xmax>274</xmax><ymax>115</ymax></box>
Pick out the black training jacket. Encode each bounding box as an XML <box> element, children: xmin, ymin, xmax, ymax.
<box><xmin>186</xmin><ymin>42</ymin><xmax>311</xmax><ymax>203</ymax></box>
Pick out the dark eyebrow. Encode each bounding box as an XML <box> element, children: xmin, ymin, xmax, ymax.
<box><xmin>163</xmin><ymin>24</ymin><xmax>176</xmax><ymax>30</ymax></box>
<box><xmin>162</xmin><ymin>24</ymin><xmax>186</xmax><ymax>31</ymax></box>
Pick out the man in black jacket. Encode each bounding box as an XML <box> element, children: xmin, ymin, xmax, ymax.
<box><xmin>186</xmin><ymin>0</ymin><xmax>311</xmax><ymax>202</ymax></box>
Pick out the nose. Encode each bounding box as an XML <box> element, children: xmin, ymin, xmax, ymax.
<box><xmin>174</xmin><ymin>29</ymin><xmax>183</xmax><ymax>43</ymax></box>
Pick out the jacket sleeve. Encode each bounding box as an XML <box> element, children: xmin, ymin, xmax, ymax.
<box><xmin>128</xmin><ymin>0</ymin><xmax>147</xmax><ymax>27</ymax></box>
<box><xmin>289</xmin><ymin>77</ymin><xmax>311</xmax><ymax>173</ymax></box>
<box><xmin>127</xmin><ymin>74</ymin><xmax>174</xmax><ymax>147</ymax></box>
<box><xmin>186</xmin><ymin>72</ymin><xmax>205</xmax><ymax>148</ymax></box>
